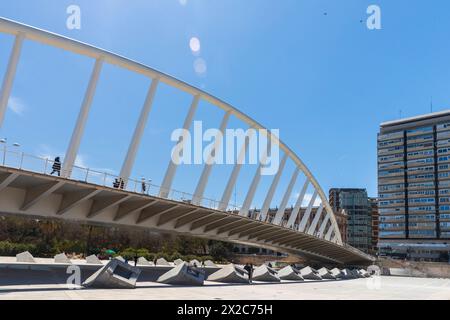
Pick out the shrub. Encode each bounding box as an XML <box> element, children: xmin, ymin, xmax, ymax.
<box><xmin>0</xmin><ymin>241</ymin><xmax>37</xmax><ymax>256</ymax></box>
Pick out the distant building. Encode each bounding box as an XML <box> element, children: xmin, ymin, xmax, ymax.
<box><xmin>329</xmin><ymin>188</ymin><xmax>372</xmax><ymax>253</ymax></box>
<box><xmin>334</xmin><ymin>209</ymin><xmax>348</xmax><ymax>243</ymax></box>
<box><xmin>369</xmin><ymin>197</ymin><xmax>379</xmax><ymax>256</ymax></box>
<box><xmin>377</xmin><ymin>110</ymin><xmax>450</xmax><ymax>262</ymax></box>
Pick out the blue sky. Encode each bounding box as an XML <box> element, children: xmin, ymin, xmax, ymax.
<box><xmin>1</xmin><ymin>0</ymin><xmax>450</xmax><ymax>208</ymax></box>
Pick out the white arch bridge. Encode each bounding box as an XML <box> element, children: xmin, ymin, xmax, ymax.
<box><xmin>0</xmin><ymin>17</ymin><xmax>373</xmax><ymax>265</ymax></box>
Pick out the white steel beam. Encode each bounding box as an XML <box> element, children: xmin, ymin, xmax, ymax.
<box><xmin>325</xmin><ymin>226</ymin><xmax>334</xmax><ymax>241</ymax></box>
<box><xmin>259</xmin><ymin>153</ymin><xmax>288</xmax><ymax>222</ymax></box>
<box><xmin>318</xmin><ymin>212</ymin><xmax>331</xmax><ymax>238</ymax></box>
<box><xmin>298</xmin><ymin>190</ymin><xmax>318</xmax><ymax>232</ymax></box>
<box><xmin>159</xmin><ymin>94</ymin><xmax>200</xmax><ymax>198</ymax></box>
<box><xmin>62</xmin><ymin>57</ymin><xmax>103</xmax><ymax>177</ymax></box>
<box><xmin>272</xmin><ymin>168</ymin><xmax>299</xmax><ymax>225</ymax></box>
<box><xmin>239</xmin><ymin>155</ymin><xmax>267</xmax><ymax>217</ymax></box>
<box><xmin>285</xmin><ymin>180</ymin><xmax>309</xmax><ymax>228</ymax></box>
<box><xmin>218</xmin><ymin>130</ymin><xmax>254</xmax><ymax>211</ymax></box>
<box><xmin>331</xmin><ymin>233</ymin><xmax>338</xmax><ymax>243</ymax></box>
<box><xmin>307</xmin><ymin>202</ymin><xmax>324</xmax><ymax>235</ymax></box>
<box><xmin>192</xmin><ymin>111</ymin><xmax>231</xmax><ymax>205</ymax></box>
<box><xmin>119</xmin><ymin>77</ymin><xmax>160</xmax><ymax>185</ymax></box>
<box><xmin>0</xmin><ymin>33</ymin><xmax>24</xmax><ymax>127</ymax></box>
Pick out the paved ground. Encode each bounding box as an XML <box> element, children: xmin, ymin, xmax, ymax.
<box><xmin>1</xmin><ymin>276</ymin><xmax>449</xmax><ymax>300</ymax></box>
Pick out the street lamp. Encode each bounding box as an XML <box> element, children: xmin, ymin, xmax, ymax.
<box><xmin>0</xmin><ymin>138</ymin><xmax>21</xmax><ymax>166</ymax></box>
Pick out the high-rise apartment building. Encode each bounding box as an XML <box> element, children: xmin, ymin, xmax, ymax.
<box><xmin>329</xmin><ymin>188</ymin><xmax>372</xmax><ymax>253</ymax></box>
<box><xmin>378</xmin><ymin>111</ymin><xmax>450</xmax><ymax>262</ymax></box>
<box><xmin>369</xmin><ymin>197</ymin><xmax>379</xmax><ymax>256</ymax></box>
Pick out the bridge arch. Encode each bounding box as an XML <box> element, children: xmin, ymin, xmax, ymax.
<box><xmin>0</xmin><ymin>17</ymin><xmax>373</xmax><ymax>264</ymax></box>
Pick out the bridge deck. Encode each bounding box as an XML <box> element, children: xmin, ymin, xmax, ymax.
<box><xmin>0</xmin><ymin>166</ymin><xmax>373</xmax><ymax>265</ymax></box>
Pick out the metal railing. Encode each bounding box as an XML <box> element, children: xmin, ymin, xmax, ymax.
<box><xmin>0</xmin><ymin>147</ymin><xmax>242</xmax><ymax>212</ymax></box>
<box><xmin>0</xmin><ymin>148</ymin><xmax>371</xmax><ymax>258</ymax></box>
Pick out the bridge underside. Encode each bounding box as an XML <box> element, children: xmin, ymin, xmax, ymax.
<box><xmin>0</xmin><ymin>167</ymin><xmax>372</xmax><ymax>265</ymax></box>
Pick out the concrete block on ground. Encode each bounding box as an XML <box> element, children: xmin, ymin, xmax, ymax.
<box><xmin>340</xmin><ymin>268</ymin><xmax>356</xmax><ymax>279</ymax></box>
<box><xmin>207</xmin><ymin>264</ymin><xmax>249</xmax><ymax>283</ymax></box>
<box><xmin>82</xmin><ymin>259</ymin><xmax>141</xmax><ymax>289</ymax></box>
<box><xmin>278</xmin><ymin>266</ymin><xmax>304</xmax><ymax>281</ymax></box>
<box><xmin>174</xmin><ymin>259</ymin><xmax>185</xmax><ymax>266</ymax></box>
<box><xmin>137</xmin><ymin>257</ymin><xmax>151</xmax><ymax>266</ymax></box>
<box><xmin>189</xmin><ymin>259</ymin><xmax>201</xmax><ymax>267</ymax></box>
<box><xmin>317</xmin><ymin>267</ymin><xmax>336</xmax><ymax>279</ymax></box>
<box><xmin>367</xmin><ymin>265</ymin><xmax>381</xmax><ymax>276</ymax></box>
<box><xmin>357</xmin><ymin>269</ymin><xmax>370</xmax><ymax>277</ymax></box>
<box><xmin>204</xmin><ymin>260</ymin><xmax>217</xmax><ymax>267</ymax></box>
<box><xmin>86</xmin><ymin>255</ymin><xmax>103</xmax><ymax>265</ymax></box>
<box><xmin>157</xmin><ymin>262</ymin><xmax>205</xmax><ymax>286</ymax></box>
<box><xmin>156</xmin><ymin>257</ymin><xmax>170</xmax><ymax>266</ymax></box>
<box><xmin>330</xmin><ymin>268</ymin><xmax>344</xmax><ymax>279</ymax></box>
<box><xmin>350</xmin><ymin>269</ymin><xmax>363</xmax><ymax>278</ymax></box>
<box><xmin>16</xmin><ymin>251</ymin><xmax>35</xmax><ymax>263</ymax></box>
<box><xmin>115</xmin><ymin>256</ymin><xmax>125</xmax><ymax>263</ymax></box>
<box><xmin>252</xmin><ymin>264</ymin><xmax>280</xmax><ymax>282</ymax></box>
<box><xmin>388</xmin><ymin>268</ymin><xmax>413</xmax><ymax>277</ymax></box>
<box><xmin>54</xmin><ymin>253</ymin><xmax>71</xmax><ymax>264</ymax></box>
<box><xmin>300</xmin><ymin>266</ymin><xmax>322</xmax><ymax>280</ymax></box>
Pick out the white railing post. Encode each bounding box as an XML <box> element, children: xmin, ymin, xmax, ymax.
<box><xmin>62</xmin><ymin>57</ymin><xmax>103</xmax><ymax>178</ymax></box>
<box><xmin>0</xmin><ymin>33</ymin><xmax>24</xmax><ymax>127</ymax></box>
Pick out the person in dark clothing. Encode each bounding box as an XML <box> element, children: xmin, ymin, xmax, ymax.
<box><xmin>50</xmin><ymin>157</ymin><xmax>61</xmax><ymax>176</ymax></box>
<box><xmin>244</xmin><ymin>263</ymin><xmax>253</xmax><ymax>284</ymax></box>
<box><xmin>134</xmin><ymin>255</ymin><xmax>138</xmax><ymax>267</ymax></box>
<box><xmin>113</xmin><ymin>178</ymin><xmax>125</xmax><ymax>189</ymax></box>
<box><xmin>249</xmin><ymin>263</ymin><xmax>254</xmax><ymax>283</ymax></box>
